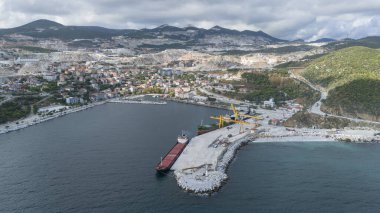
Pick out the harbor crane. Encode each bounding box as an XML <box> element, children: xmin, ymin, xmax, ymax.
<box><xmin>209</xmin><ymin>104</ymin><xmax>263</xmax><ymax>133</ymax></box>
<box><xmin>230</xmin><ymin>104</ymin><xmax>263</xmax><ymax>130</ymax></box>
<box><xmin>210</xmin><ymin>115</ymin><xmax>249</xmax><ymax>133</ymax></box>
<box><xmin>230</xmin><ymin>104</ymin><xmax>263</xmax><ymax>121</ymax></box>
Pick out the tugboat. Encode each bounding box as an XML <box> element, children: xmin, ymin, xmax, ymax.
<box><xmin>156</xmin><ymin>132</ymin><xmax>189</xmax><ymax>172</ymax></box>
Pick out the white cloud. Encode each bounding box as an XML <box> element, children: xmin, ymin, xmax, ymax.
<box><xmin>0</xmin><ymin>0</ymin><xmax>380</xmax><ymax>40</ymax></box>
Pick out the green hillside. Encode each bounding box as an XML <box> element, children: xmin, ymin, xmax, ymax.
<box><xmin>302</xmin><ymin>46</ymin><xmax>380</xmax><ymax>89</ymax></box>
<box><xmin>302</xmin><ymin>46</ymin><xmax>380</xmax><ymax>120</ymax></box>
<box><xmin>324</xmin><ymin>36</ymin><xmax>380</xmax><ymax>50</ymax></box>
<box><xmin>323</xmin><ymin>79</ymin><xmax>380</xmax><ymax>119</ymax></box>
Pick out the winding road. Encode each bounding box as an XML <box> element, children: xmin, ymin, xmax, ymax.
<box><xmin>289</xmin><ymin>69</ymin><xmax>380</xmax><ymax>125</ymax></box>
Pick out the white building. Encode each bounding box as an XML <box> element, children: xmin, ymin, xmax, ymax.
<box><xmin>38</xmin><ymin>105</ymin><xmax>67</xmax><ymax>113</ymax></box>
<box><xmin>192</xmin><ymin>95</ymin><xmax>208</xmax><ymax>102</ymax></box>
<box><xmin>159</xmin><ymin>68</ymin><xmax>183</xmax><ymax>76</ymax></box>
<box><xmin>14</xmin><ymin>57</ymin><xmax>39</xmax><ymax>64</ymax></box>
<box><xmin>43</xmin><ymin>74</ymin><xmax>58</xmax><ymax>81</ymax></box>
<box><xmin>263</xmin><ymin>98</ymin><xmax>275</xmax><ymax>108</ymax></box>
<box><xmin>66</xmin><ymin>97</ymin><xmax>81</xmax><ymax>105</ymax></box>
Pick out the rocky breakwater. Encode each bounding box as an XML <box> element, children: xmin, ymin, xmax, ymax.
<box><xmin>171</xmin><ymin>121</ymin><xmax>255</xmax><ymax>194</ymax></box>
<box><xmin>332</xmin><ymin>128</ymin><xmax>380</xmax><ymax>143</ymax></box>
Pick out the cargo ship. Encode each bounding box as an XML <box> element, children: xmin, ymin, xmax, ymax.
<box><xmin>156</xmin><ymin>133</ymin><xmax>189</xmax><ymax>172</ymax></box>
<box><xmin>197</xmin><ymin>124</ymin><xmax>218</xmax><ymax>135</ymax></box>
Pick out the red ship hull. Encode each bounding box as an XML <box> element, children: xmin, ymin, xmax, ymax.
<box><xmin>156</xmin><ymin>142</ymin><xmax>188</xmax><ymax>172</ymax></box>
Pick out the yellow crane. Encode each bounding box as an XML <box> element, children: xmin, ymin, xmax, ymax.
<box><xmin>210</xmin><ymin>115</ymin><xmax>249</xmax><ymax>132</ymax></box>
<box><xmin>210</xmin><ymin>115</ymin><xmax>227</xmax><ymax>129</ymax></box>
<box><xmin>209</xmin><ymin>104</ymin><xmax>262</xmax><ymax>133</ymax></box>
<box><xmin>230</xmin><ymin>104</ymin><xmax>263</xmax><ymax>121</ymax></box>
<box><xmin>230</xmin><ymin>104</ymin><xmax>263</xmax><ymax>131</ymax></box>
<box><xmin>239</xmin><ymin>114</ymin><xmax>263</xmax><ymax>120</ymax></box>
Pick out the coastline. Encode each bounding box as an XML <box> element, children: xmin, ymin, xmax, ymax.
<box><xmin>253</xmin><ymin>135</ymin><xmax>334</xmax><ymax>143</ymax></box>
<box><xmin>171</xmin><ymin>125</ymin><xmax>380</xmax><ymax>195</ymax></box>
<box><xmin>166</xmin><ymin>98</ymin><xmax>229</xmax><ymax>110</ymax></box>
<box><xmin>0</xmin><ymin>95</ymin><xmax>225</xmax><ymax>136</ymax></box>
<box><xmin>109</xmin><ymin>99</ymin><xmax>167</xmax><ymax>105</ymax></box>
<box><xmin>0</xmin><ymin>101</ymin><xmax>107</xmax><ymax>135</ymax></box>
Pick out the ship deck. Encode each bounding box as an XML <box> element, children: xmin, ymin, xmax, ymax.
<box><xmin>157</xmin><ymin>143</ymin><xmax>187</xmax><ymax>171</ymax></box>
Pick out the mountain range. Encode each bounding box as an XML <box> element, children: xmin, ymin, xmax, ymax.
<box><xmin>0</xmin><ymin>19</ymin><xmax>132</xmax><ymax>40</ymax></box>
<box><xmin>3</xmin><ymin>19</ymin><xmax>380</xmax><ymax>52</ymax></box>
<box><xmin>0</xmin><ymin>19</ymin><xmax>284</xmax><ymax>43</ymax></box>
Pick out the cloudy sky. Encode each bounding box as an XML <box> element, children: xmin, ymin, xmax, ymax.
<box><xmin>0</xmin><ymin>0</ymin><xmax>380</xmax><ymax>41</ymax></box>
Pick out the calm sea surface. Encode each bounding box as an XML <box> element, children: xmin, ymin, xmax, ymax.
<box><xmin>1</xmin><ymin>102</ymin><xmax>380</xmax><ymax>212</ymax></box>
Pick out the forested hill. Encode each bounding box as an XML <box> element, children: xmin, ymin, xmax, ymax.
<box><xmin>302</xmin><ymin>46</ymin><xmax>380</xmax><ymax>89</ymax></box>
<box><xmin>302</xmin><ymin>46</ymin><xmax>380</xmax><ymax>121</ymax></box>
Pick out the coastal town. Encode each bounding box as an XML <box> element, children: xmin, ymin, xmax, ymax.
<box><xmin>0</xmin><ymin>48</ymin><xmax>255</xmax><ymax>134</ymax></box>
<box><xmin>0</xmin><ymin>37</ymin><xmax>313</xmax><ymax>134</ymax></box>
